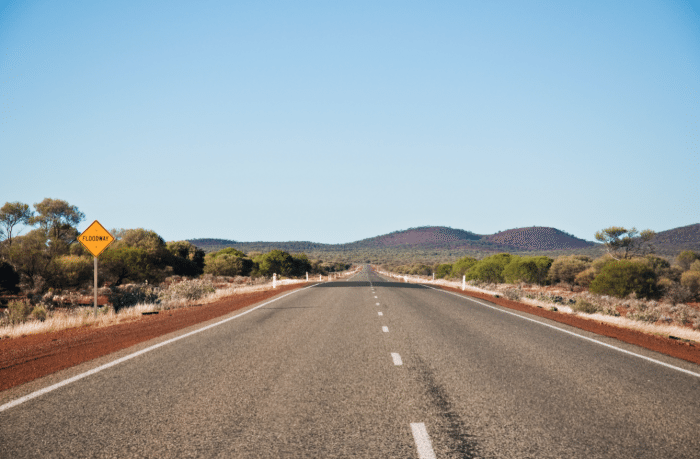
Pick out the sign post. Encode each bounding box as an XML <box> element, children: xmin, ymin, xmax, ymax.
<box><xmin>78</xmin><ymin>221</ymin><xmax>115</xmax><ymax>316</ymax></box>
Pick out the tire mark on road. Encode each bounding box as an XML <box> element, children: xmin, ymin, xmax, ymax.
<box><xmin>412</xmin><ymin>354</ymin><xmax>482</xmax><ymax>459</ymax></box>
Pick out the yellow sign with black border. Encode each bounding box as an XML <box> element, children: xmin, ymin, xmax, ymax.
<box><xmin>78</xmin><ymin>220</ymin><xmax>115</xmax><ymax>257</ymax></box>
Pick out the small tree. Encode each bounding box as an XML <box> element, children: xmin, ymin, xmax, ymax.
<box><xmin>290</xmin><ymin>253</ymin><xmax>312</xmax><ymax>277</ymax></box>
<box><xmin>100</xmin><ymin>246</ymin><xmax>155</xmax><ymax>285</ymax></box>
<box><xmin>254</xmin><ymin>250</ymin><xmax>295</xmax><ymax>277</ymax></box>
<box><xmin>0</xmin><ymin>201</ymin><xmax>34</xmax><ymax>248</ymax></box>
<box><xmin>7</xmin><ymin>229</ymin><xmax>52</xmax><ymax>291</ymax></box>
<box><xmin>29</xmin><ymin>198</ymin><xmax>84</xmax><ymax>257</ymax></box>
<box><xmin>594</xmin><ymin>226</ymin><xmax>655</xmax><ymax>260</ymax></box>
<box><xmin>166</xmin><ymin>240</ymin><xmax>205</xmax><ymax>277</ymax></box>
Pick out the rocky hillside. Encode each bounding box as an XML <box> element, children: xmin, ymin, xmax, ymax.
<box><xmin>651</xmin><ymin>223</ymin><xmax>700</xmax><ymax>256</ymax></box>
<box><xmin>482</xmin><ymin>227</ymin><xmax>594</xmax><ymax>251</ymax></box>
<box><xmin>347</xmin><ymin>226</ymin><xmax>481</xmax><ymax>249</ymax></box>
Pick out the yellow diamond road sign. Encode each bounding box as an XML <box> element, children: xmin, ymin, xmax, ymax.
<box><xmin>78</xmin><ymin>220</ymin><xmax>115</xmax><ymax>257</ymax></box>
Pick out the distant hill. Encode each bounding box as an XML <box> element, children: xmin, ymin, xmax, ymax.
<box><xmin>186</xmin><ymin>238</ymin><xmax>237</xmax><ymax>252</ymax></box>
<box><xmin>188</xmin><ymin>225</ymin><xmax>599</xmax><ymax>259</ymax></box>
<box><xmin>347</xmin><ymin>226</ymin><xmax>481</xmax><ymax>249</ymax></box>
<box><xmin>187</xmin><ymin>224</ymin><xmax>700</xmax><ymax>264</ymax></box>
<box><xmin>651</xmin><ymin>223</ymin><xmax>700</xmax><ymax>257</ymax></box>
<box><xmin>482</xmin><ymin>227</ymin><xmax>594</xmax><ymax>251</ymax></box>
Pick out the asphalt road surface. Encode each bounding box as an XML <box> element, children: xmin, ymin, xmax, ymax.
<box><xmin>1</xmin><ymin>266</ymin><xmax>699</xmax><ymax>458</ymax></box>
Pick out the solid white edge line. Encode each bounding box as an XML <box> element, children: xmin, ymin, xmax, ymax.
<box><xmin>427</xmin><ymin>285</ymin><xmax>700</xmax><ymax>378</ymax></box>
<box><xmin>0</xmin><ymin>284</ymin><xmax>318</xmax><ymax>413</ymax></box>
<box><xmin>410</xmin><ymin>422</ymin><xmax>437</xmax><ymax>459</ymax></box>
<box><xmin>391</xmin><ymin>352</ymin><xmax>403</xmax><ymax>366</ymax></box>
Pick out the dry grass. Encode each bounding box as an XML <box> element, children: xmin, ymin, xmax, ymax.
<box><xmin>377</xmin><ymin>269</ymin><xmax>700</xmax><ymax>343</ymax></box>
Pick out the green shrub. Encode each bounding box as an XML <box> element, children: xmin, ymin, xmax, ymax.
<box><xmin>204</xmin><ymin>253</ymin><xmax>254</xmax><ymax>277</ymax></box>
<box><xmin>676</xmin><ymin>250</ymin><xmax>699</xmax><ymax>271</ymax></box>
<box><xmin>503</xmin><ymin>256</ymin><xmax>552</xmax><ymax>285</ymax></box>
<box><xmin>31</xmin><ymin>304</ymin><xmax>48</xmax><ymax>322</ymax></box>
<box><xmin>46</xmin><ymin>255</ymin><xmax>93</xmax><ymax>291</ymax></box>
<box><xmin>435</xmin><ymin>263</ymin><xmax>452</xmax><ymax>279</ymax></box>
<box><xmin>166</xmin><ymin>240</ymin><xmax>205</xmax><ymax>277</ymax></box>
<box><xmin>465</xmin><ymin>253</ymin><xmax>512</xmax><ymax>283</ymax></box>
<box><xmin>253</xmin><ymin>250</ymin><xmax>296</xmax><ymax>277</ymax></box>
<box><xmin>589</xmin><ymin>260</ymin><xmax>659</xmax><ymax>299</ymax></box>
<box><xmin>7</xmin><ymin>300</ymin><xmax>32</xmax><ymax>324</ymax></box>
<box><xmin>450</xmin><ymin>256</ymin><xmax>477</xmax><ymax>278</ymax></box>
<box><xmin>691</xmin><ymin>260</ymin><xmax>700</xmax><ymax>272</ymax></box>
<box><xmin>101</xmin><ymin>246</ymin><xmax>160</xmax><ymax>286</ymax></box>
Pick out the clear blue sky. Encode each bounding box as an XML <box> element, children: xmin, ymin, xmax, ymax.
<box><xmin>1</xmin><ymin>0</ymin><xmax>699</xmax><ymax>244</ymax></box>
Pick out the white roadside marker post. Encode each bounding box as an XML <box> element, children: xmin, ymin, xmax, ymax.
<box><xmin>462</xmin><ymin>275</ymin><xmax>466</xmax><ymax>291</ymax></box>
<box><xmin>306</xmin><ymin>272</ymin><xmax>308</xmax><ymax>281</ymax></box>
<box><xmin>273</xmin><ymin>273</ymin><xmax>277</xmax><ymax>289</ymax></box>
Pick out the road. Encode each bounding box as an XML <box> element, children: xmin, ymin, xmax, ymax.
<box><xmin>1</xmin><ymin>266</ymin><xmax>699</xmax><ymax>458</ymax></box>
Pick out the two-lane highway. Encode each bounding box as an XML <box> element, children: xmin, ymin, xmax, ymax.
<box><xmin>1</xmin><ymin>266</ymin><xmax>699</xmax><ymax>458</ymax></box>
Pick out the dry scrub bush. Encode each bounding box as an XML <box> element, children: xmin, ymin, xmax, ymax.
<box><xmin>548</xmin><ymin>255</ymin><xmax>591</xmax><ymax>285</ymax></box>
<box><xmin>574</xmin><ymin>267</ymin><xmax>596</xmax><ymax>288</ymax></box>
<box><xmin>108</xmin><ymin>284</ymin><xmax>159</xmax><ymax>312</ymax></box>
<box><xmin>571</xmin><ymin>299</ymin><xmax>599</xmax><ymax>314</ymax></box>
<box><xmin>504</xmin><ymin>288</ymin><xmax>522</xmax><ymax>301</ymax></box>
<box><xmin>158</xmin><ymin>278</ymin><xmax>215</xmax><ymax>306</ymax></box>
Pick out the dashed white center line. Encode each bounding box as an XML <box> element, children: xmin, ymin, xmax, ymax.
<box><xmin>382</xmin><ymin>326</ymin><xmax>389</xmax><ymax>332</ymax></box>
<box><xmin>410</xmin><ymin>423</ymin><xmax>437</xmax><ymax>459</ymax></box>
<box><xmin>378</xmin><ymin>311</ymin><xmax>383</xmax><ymax>316</ymax></box>
<box><xmin>374</xmin><ymin>296</ymin><xmax>378</xmax><ymax>298</ymax></box>
<box><xmin>391</xmin><ymin>352</ymin><xmax>403</xmax><ymax>365</ymax></box>
<box><xmin>376</xmin><ymin>302</ymin><xmax>380</xmax><ymax>306</ymax></box>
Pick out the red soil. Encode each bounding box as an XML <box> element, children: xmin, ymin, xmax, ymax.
<box><xmin>0</xmin><ymin>283</ymin><xmax>308</xmax><ymax>392</ymax></box>
<box><xmin>438</xmin><ymin>285</ymin><xmax>700</xmax><ymax>366</ymax></box>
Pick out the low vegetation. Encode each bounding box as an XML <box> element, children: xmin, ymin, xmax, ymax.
<box><xmin>379</xmin><ymin>242</ymin><xmax>700</xmax><ymax>335</ymax></box>
<box><xmin>0</xmin><ymin>198</ymin><xmax>352</xmax><ymax>337</ymax></box>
